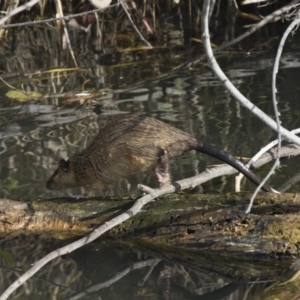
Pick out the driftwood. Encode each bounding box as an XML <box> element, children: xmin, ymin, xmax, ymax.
<box><xmin>1</xmin><ymin>192</ymin><xmax>300</xmax><ymax>261</ymax></box>
<box><xmin>4</xmin><ymin>142</ymin><xmax>300</xmax><ymax>299</ymax></box>
<box><xmin>2</xmin><ymin>143</ymin><xmax>300</xmax><ymax>239</ymax></box>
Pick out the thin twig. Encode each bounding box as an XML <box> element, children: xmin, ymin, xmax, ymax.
<box><xmin>201</xmin><ymin>1</ymin><xmax>300</xmax><ymax>146</ymax></box>
<box><xmin>246</xmin><ymin>16</ymin><xmax>300</xmax><ymax>213</ymax></box>
<box><xmin>55</xmin><ymin>0</ymin><xmax>78</xmax><ymax>68</ymax></box>
<box><xmin>235</xmin><ymin>128</ymin><xmax>300</xmax><ymax>191</ymax></box>
<box><xmin>120</xmin><ymin>0</ymin><xmax>152</xmax><ymax>48</ymax></box>
<box><xmin>130</xmin><ymin>1</ymin><xmax>153</xmax><ymax>34</ymax></box>
<box><xmin>67</xmin><ymin>258</ymin><xmax>160</xmax><ymax>300</ymax></box>
<box><xmin>1</xmin><ymin>142</ymin><xmax>299</xmax><ymax>299</ymax></box>
<box><xmin>189</xmin><ymin>0</ymin><xmax>300</xmax><ymax>66</ymax></box>
<box><xmin>215</xmin><ymin>0</ymin><xmax>300</xmax><ymax>52</ymax></box>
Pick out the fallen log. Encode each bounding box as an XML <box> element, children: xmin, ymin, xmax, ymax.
<box><xmin>1</xmin><ymin>192</ymin><xmax>300</xmax><ymax>260</ymax></box>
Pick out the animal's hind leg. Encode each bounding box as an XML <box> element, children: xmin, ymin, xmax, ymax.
<box><xmin>155</xmin><ymin>149</ymin><xmax>171</xmax><ymax>186</ymax></box>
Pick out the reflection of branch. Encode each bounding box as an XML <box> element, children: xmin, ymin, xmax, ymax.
<box><xmin>0</xmin><ymin>264</ymin><xmax>73</xmax><ymax>292</ymax></box>
<box><xmin>277</xmin><ymin>172</ymin><xmax>300</xmax><ymax>193</ymax></box>
<box><xmin>67</xmin><ymin>258</ymin><xmax>160</xmax><ymax>300</ymax></box>
<box><xmin>1</xmin><ymin>144</ymin><xmax>300</xmax><ymax>299</ymax></box>
<box><xmin>138</xmin><ymin>258</ymin><xmax>158</xmax><ymax>286</ymax></box>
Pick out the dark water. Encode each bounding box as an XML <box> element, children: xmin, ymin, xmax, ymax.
<box><xmin>1</xmin><ymin>51</ymin><xmax>300</xmax><ymax>200</ymax></box>
<box><xmin>1</xmin><ymin>3</ymin><xmax>300</xmax><ymax>299</ymax></box>
<box><xmin>1</xmin><ymin>234</ymin><xmax>287</xmax><ymax>300</ymax></box>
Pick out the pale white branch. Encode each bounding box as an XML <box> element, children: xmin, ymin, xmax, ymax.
<box><xmin>1</xmin><ymin>143</ymin><xmax>299</xmax><ymax>299</ymax></box>
<box><xmin>201</xmin><ymin>0</ymin><xmax>300</xmax><ymax>145</ymax></box>
<box><xmin>246</xmin><ymin>16</ymin><xmax>300</xmax><ymax>213</ymax></box>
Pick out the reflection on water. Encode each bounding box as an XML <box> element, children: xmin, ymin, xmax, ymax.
<box><xmin>0</xmin><ymin>235</ymin><xmax>285</xmax><ymax>300</ymax></box>
<box><xmin>1</xmin><ymin>6</ymin><xmax>300</xmax><ymax>299</ymax></box>
<box><xmin>1</xmin><ymin>55</ymin><xmax>300</xmax><ymax>200</ymax></box>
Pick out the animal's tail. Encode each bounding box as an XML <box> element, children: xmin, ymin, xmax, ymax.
<box><xmin>196</xmin><ymin>141</ymin><xmax>279</xmax><ymax>194</ymax></box>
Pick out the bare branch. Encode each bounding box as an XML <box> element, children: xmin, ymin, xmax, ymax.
<box><xmin>235</xmin><ymin>128</ymin><xmax>300</xmax><ymax>191</ymax></box>
<box><xmin>246</xmin><ymin>15</ymin><xmax>300</xmax><ymax>213</ymax></box>
<box><xmin>217</xmin><ymin>0</ymin><xmax>300</xmax><ymax>51</ymax></box>
<box><xmin>1</xmin><ymin>142</ymin><xmax>299</xmax><ymax>299</ymax></box>
<box><xmin>201</xmin><ymin>1</ymin><xmax>300</xmax><ymax>146</ymax></box>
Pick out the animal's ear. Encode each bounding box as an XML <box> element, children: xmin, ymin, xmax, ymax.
<box><xmin>59</xmin><ymin>159</ymin><xmax>69</xmax><ymax>173</ymax></box>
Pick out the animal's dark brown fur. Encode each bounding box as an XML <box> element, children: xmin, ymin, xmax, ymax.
<box><xmin>46</xmin><ymin>115</ymin><xmax>277</xmax><ymax>193</ymax></box>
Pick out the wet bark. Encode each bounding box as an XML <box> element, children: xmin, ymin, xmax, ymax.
<box><xmin>1</xmin><ymin>192</ymin><xmax>300</xmax><ymax>261</ymax></box>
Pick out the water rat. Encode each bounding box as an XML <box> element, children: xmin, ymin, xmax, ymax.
<box><xmin>46</xmin><ymin>115</ymin><xmax>277</xmax><ymax>193</ymax></box>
